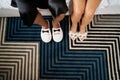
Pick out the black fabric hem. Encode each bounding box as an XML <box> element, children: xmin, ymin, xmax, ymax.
<box><xmin>20</xmin><ymin>11</ymin><xmax>38</xmax><ymax>26</ymax></box>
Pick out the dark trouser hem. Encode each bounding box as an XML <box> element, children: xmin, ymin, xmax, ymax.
<box><xmin>20</xmin><ymin>10</ymin><xmax>38</xmax><ymax>26</ymax></box>
<box><xmin>12</xmin><ymin>0</ymin><xmax>68</xmax><ymax>26</ymax></box>
<box><xmin>15</xmin><ymin>0</ymin><xmax>38</xmax><ymax>26</ymax></box>
<box><xmin>48</xmin><ymin>0</ymin><xmax>68</xmax><ymax>17</ymax></box>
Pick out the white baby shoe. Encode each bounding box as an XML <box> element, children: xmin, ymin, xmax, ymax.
<box><xmin>52</xmin><ymin>27</ymin><xmax>63</xmax><ymax>42</ymax></box>
<box><xmin>41</xmin><ymin>21</ymin><xmax>52</xmax><ymax>43</ymax></box>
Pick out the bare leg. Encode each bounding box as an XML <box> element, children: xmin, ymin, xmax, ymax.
<box><xmin>80</xmin><ymin>0</ymin><xmax>101</xmax><ymax>34</ymax></box>
<box><xmin>33</xmin><ymin>11</ymin><xmax>49</xmax><ymax>29</ymax></box>
<box><xmin>52</xmin><ymin>14</ymin><xmax>65</xmax><ymax>28</ymax></box>
<box><xmin>71</xmin><ymin>0</ymin><xmax>86</xmax><ymax>33</ymax></box>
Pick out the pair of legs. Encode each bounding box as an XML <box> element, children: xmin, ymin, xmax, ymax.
<box><xmin>33</xmin><ymin>10</ymin><xmax>65</xmax><ymax>43</ymax></box>
<box><xmin>33</xmin><ymin>11</ymin><xmax>65</xmax><ymax>43</ymax></box>
<box><xmin>70</xmin><ymin>0</ymin><xmax>101</xmax><ymax>41</ymax></box>
<box><xmin>34</xmin><ymin>11</ymin><xmax>65</xmax><ymax>29</ymax></box>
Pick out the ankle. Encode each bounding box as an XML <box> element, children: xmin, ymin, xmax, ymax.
<box><xmin>70</xmin><ymin>24</ymin><xmax>77</xmax><ymax>33</ymax></box>
<box><xmin>80</xmin><ymin>27</ymin><xmax>86</xmax><ymax>34</ymax></box>
<box><xmin>52</xmin><ymin>20</ymin><xmax>60</xmax><ymax>28</ymax></box>
<box><xmin>70</xmin><ymin>29</ymin><xmax>76</xmax><ymax>33</ymax></box>
<box><xmin>42</xmin><ymin>20</ymin><xmax>49</xmax><ymax>29</ymax></box>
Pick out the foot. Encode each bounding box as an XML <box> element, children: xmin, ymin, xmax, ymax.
<box><xmin>41</xmin><ymin>21</ymin><xmax>52</xmax><ymax>43</ymax></box>
<box><xmin>78</xmin><ymin>26</ymin><xmax>88</xmax><ymax>41</ymax></box>
<box><xmin>69</xmin><ymin>24</ymin><xmax>78</xmax><ymax>40</ymax></box>
<box><xmin>52</xmin><ymin>23</ymin><xmax>63</xmax><ymax>42</ymax></box>
<box><xmin>69</xmin><ymin>31</ymin><xmax>78</xmax><ymax>40</ymax></box>
<box><xmin>77</xmin><ymin>32</ymin><xmax>88</xmax><ymax>41</ymax></box>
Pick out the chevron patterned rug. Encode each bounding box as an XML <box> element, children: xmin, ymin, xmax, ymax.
<box><xmin>0</xmin><ymin>15</ymin><xmax>120</xmax><ymax>80</ymax></box>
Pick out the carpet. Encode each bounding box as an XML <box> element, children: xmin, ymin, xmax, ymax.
<box><xmin>0</xmin><ymin>15</ymin><xmax>120</xmax><ymax>80</ymax></box>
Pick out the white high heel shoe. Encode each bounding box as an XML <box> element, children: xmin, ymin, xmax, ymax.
<box><xmin>77</xmin><ymin>32</ymin><xmax>88</xmax><ymax>41</ymax></box>
<box><xmin>69</xmin><ymin>31</ymin><xmax>78</xmax><ymax>40</ymax></box>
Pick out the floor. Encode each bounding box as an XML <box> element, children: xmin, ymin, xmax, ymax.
<box><xmin>0</xmin><ymin>15</ymin><xmax>120</xmax><ymax>80</ymax></box>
